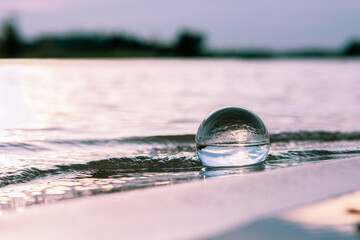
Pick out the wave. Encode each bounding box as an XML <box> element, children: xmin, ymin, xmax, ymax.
<box><xmin>266</xmin><ymin>149</ymin><xmax>360</xmax><ymax>165</ymax></box>
<box><xmin>49</xmin><ymin>134</ymin><xmax>195</xmax><ymax>146</ymax></box>
<box><xmin>59</xmin><ymin>155</ymin><xmax>201</xmax><ymax>171</ymax></box>
<box><xmin>1</xmin><ymin>131</ymin><xmax>359</xmax><ymax>151</ymax></box>
<box><xmin>0</xmin><ymin>142</ymin><xmax>48</xmax><ymax>151</ymax></box>
<box><xmin>270</xmin><ymin>131</ymin><xmax>360</xmax><ymax>143</ymax></box>
<box><xmin>0</xmin><ymin>155</ymin><xmax>202</xmax><ymax>188</ymax></box>
<box><xmin>2</xmin><ymin>147</ymin><xmax>360</xmax><ymax>187</ymax></box>
<box><xmin>47</xmin><ymin>131</ymin><xmax>360</xmax><ymax>145</ymax></box>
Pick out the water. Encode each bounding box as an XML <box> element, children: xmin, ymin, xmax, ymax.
<box><xmin>196</xmin><ymin>107</ymin><xmax>270</xmax><ymax>167</ymax></box>
<box><xmin>0</xmin><ymin>59</ymin><xmax>359</xmax><ymax>212</ymax></box>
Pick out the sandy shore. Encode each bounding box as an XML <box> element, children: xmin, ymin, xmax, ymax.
<box><xmin>1</xmin><ymin>157</ymin><xmax>360</xmax><ymax>239</ymax></box>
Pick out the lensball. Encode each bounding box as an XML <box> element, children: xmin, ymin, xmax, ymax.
<box><xmin>196</xmin><ymin>107</ymin><xmax>270</xmax><ymax>167</ymax></box>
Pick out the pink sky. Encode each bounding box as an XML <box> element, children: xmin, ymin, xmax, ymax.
<box><xmin>1</xmin><ymin>0</ymin><xmax>360</xmax><ymax>49</ymax></box>
<box><xmin>0</xmin><ymin>0</ymin><xmax>102</xmax><ymax>13</ymax></box>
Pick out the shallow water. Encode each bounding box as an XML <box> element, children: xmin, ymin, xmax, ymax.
<box><xmin>0</xmin><ymin>59</ymin><xmax>359</xmax><ymax>212</ymax></box>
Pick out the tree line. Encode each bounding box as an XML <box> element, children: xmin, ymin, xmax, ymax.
<box><xmin>0</xmin><ymin>17</ymin><xmax>359</xmax><ymax>58</ymax></box>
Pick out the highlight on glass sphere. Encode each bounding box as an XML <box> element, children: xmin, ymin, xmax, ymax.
<box><xmin>195</xmin><ymin>107</ymin><xmax>270</xmax><ymax>167</ymax></box>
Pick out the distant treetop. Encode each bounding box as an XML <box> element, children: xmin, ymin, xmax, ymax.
<box><xmin>173</xmin><ymin>30</ymin><xmax>205</xmax><ymax>57</ymax></box>
<box><xmin>0</xmin><ymin>17</ymin><xmax>23</xmax><ymax>58</ymax></box>
<box><xmin>343</xmin><ymin>40</ymin><xmax>360</xmax><ymax>56</ymax></box>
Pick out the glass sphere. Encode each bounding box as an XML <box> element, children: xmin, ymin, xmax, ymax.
<box><xmin>196</xmin><ymin>107</ymin><xmax>270</xmax><ymax>167</ymax></box>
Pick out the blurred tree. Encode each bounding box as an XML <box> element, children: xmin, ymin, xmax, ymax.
<box><xmin>173</xmin><ymin>30</ymin><xmax>205</xmax><ymax>57</ymax></box>
<box><xmin>343</xmin><ymin>40</ymin><xmax>360</xmax><ymax>56</ymax></box>
<box><xmin>0</xmin><ymin>17</ymin><xmax>23</xmax><ymax>58</ymax></box>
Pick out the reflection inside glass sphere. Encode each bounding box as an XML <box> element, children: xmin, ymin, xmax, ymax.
<box><xmin>196</xmin><ymin>107</ymin><xmax>270</xmax><ymax>167</ymax></box>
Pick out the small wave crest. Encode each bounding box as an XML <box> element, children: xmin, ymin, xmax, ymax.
<box><xmin>50</xmin><ymin>134</ymin><xmax>196</xmax><ymax>146</ymax></box>
<box><xmin>270</xmin><ymin>131</ymin><xmax>360</xmax><ymax>143</ymax></box>
<box><xmin>0</xmin><ymin>155</ymin><xmax>202</xmax><ymax>187</ymax></box>
<box><xmin>266</xmin><ymin>149</ymin><xmax>360</xmax><ymax>166</ymax></box>
<box><xmin>1</xmin><ymin>131</ymin><xmax>359</xmax><ymax>152</ymax></box>
<box><xmin>51</xmin><ymin>131</ymin><xmax>360</xmax><ymax>146</ymax></box>
<box><xmin>2</xmin><ymin>148</ymin><xmax>360</xmax><ymax>187</ymax></box>
<box><xmin>0</xmin><ymin>142</ymin><xmax>48</xmax><ymax>151</ymax></box>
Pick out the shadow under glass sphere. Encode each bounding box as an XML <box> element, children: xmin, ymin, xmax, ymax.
<box><xmin>196</xmin><ymin>107</ymin><xmax>270</xmax><ymax>167</ymax></box>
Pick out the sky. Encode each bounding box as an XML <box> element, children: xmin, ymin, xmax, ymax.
<box><xmin>0</xmin><ymin>0</ymin><xmax>359</xmax><ymax>49</ymax></box>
